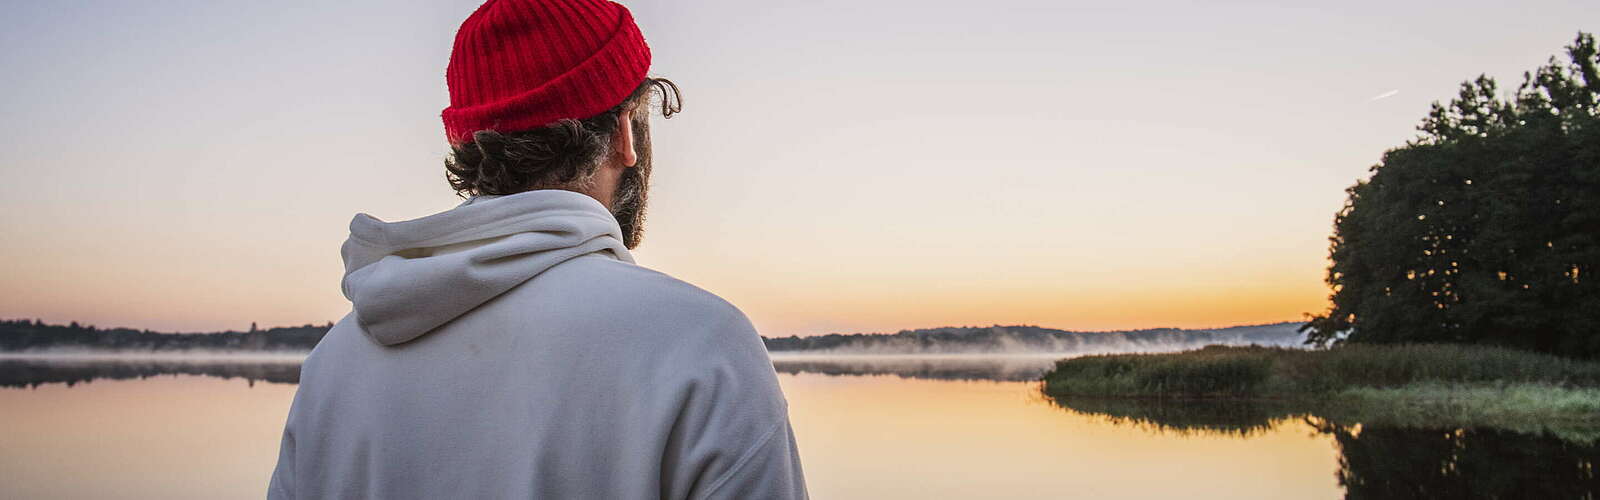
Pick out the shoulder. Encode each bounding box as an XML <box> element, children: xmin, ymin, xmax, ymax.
<box><xmin>533</xmin><ymin>254</ymin><xmax>757</xmax><ymax>338</ymax></box>
<box><xmin>553</xmin><ymin>256</ymin><xmax>775</xmax><ymax>366</ymax></box>
<box><xmin>297</xmin><ymin>313</ymin><xmax>366</xmax><ymax>382</ymax></box>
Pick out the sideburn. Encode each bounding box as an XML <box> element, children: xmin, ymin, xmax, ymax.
<box><xmin>611</xmin><ymin>113</ymin><xmax>651</xmax><ymax>249</ymax></box>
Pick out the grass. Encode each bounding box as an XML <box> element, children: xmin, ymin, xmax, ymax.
<box><xmin>1041</xmin><ymin>344</ymin><xmax>1600</xmax><ymax>431</ymax></box>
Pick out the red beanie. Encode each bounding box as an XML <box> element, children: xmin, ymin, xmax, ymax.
<box><xmin>442</xmin><ymin>0</ymin><xmax>651</xmax><ymax>145</ymax></box>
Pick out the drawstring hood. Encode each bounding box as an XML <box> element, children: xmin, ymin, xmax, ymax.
<box><xmin>339</xmin><ymin>189</ymin><xmax>632</xmax><ymax>346</ymax></box>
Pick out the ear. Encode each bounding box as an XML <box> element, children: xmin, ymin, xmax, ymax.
<box><xmin>612</xmin><ymin>109</ymin><xmax>638</xmax><ymax>168</ymax></box>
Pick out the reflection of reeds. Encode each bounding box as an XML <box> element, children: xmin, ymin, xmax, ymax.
<box><xmin>1045</xmin><ymin>390</ymin><xmax>1600</xmax><ymax>444</ymax></box>
<box><xmin>1044</xmin><ymin>394</ymin><xmax>1304</xmax><ymax>438</ymax></box>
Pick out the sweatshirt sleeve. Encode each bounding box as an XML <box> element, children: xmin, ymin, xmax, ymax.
<box><xmin>661</xmin><ymin>308</ymin><xmax>808</xmax><ymax>500</ymax></box>
<box><xmin>267</xmin><ymin>426</ymin><xmax>295</xmax><ymax>500</ymax></box>
<box><xmin>693</xmin><ymin>417</ymin><xmax>808</xmax><ymax>500</ymax></box>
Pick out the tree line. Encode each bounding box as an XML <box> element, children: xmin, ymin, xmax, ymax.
<box><xmin>0</xmin><ymin>319</ymin><xmax>330</xmax><ymax>352</ymax></box>
<box><xmin>2</xmin><ymin>318</ymin><xmax>1304</xmax><ymax>354</ymax></box>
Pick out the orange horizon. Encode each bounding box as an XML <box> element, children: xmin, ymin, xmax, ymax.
<box><xmin>10</xmin><ymin>2</ymin><xmax>1576</xmax><ymax>342</ymax></box>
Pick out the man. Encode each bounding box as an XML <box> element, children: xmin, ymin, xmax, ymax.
<box><xmin>268</xmin><ymin>1</ymin><xmax>807</xmax><ymax>498</ymax></box>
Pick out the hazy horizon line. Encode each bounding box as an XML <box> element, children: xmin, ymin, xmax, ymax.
<box><xmin>2</xmin><ymin>316</ymin><xmax>1306</xmax><ymax>338</ymax></box>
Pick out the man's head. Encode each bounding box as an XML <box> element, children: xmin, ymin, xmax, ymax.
<box><xmin>439</xmin><ymin>0</ymin><xmax>680</xmax><ymax>249</ymax></box>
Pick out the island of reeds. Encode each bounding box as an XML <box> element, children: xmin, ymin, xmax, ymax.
<box><xmin>1041</xmin><ymin>344</ymin><xmax>1600</xmax><ymax>428</ymax></box>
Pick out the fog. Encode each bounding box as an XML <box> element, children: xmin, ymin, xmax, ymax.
<box><xmin>766</xmin><ymin>322</ymin><xmax>1309</xmax><ymax>356</ymax></box>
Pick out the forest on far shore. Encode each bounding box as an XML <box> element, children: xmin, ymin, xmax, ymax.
<box><xmin>0</xmin><ymin>318</ymin><xmax>1306</xmax><ymax>355</ymax></box>
<box><xmin>0</xmin><ymin>319</ymin><xmax>331</xmax><ymax>352</ymax></box>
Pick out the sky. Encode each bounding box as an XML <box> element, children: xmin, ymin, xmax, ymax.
<box><xmin>0</xmin><ymin>0</ymin><xmax>1594</xmax><ymax>336</ymax></box>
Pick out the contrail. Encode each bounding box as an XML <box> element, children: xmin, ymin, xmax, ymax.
<box><xmin>1369</xmin><ymin>89</ymin><xmax>1400</xmax><ymax>102</ymax></box>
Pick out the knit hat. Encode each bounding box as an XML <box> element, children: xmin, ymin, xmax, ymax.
<box><xmin>442</xmin><ymin>0</ymin><xmax>651</xmax><ymax>145</ymax></box>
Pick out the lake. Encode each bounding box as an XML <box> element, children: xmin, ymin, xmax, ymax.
<box><xmin>0</xmin><ymin>354</ymin><xmax>1595</xmax><ymax>499</ymax></box>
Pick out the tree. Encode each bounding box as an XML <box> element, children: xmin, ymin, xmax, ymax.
<box><xmin>1303</xmin><ymin>33</ymin><xmax>1600</xmax><ymax>358</ymax></box>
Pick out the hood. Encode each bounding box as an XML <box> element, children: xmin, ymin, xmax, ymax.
<box><xmin>340</xmin><ymin>189</ymin><xmax>634</xmax><ymax>346</ymax></box>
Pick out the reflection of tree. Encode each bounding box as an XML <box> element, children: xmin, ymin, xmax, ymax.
<box><xmin>1046</xmin><ymin>394</ymin><xmax>1600</xmax><ymax>497</ymax></box>
<box><xmin>0</xmin><ymin>359</ymin><xmax>300</xmax><ymax>389</ymax></box>
<box><xmin>1321</xmin><ymin>424</ymin><xmax>1600</xmax><ymax>499</ymax></box>
<box><xmin>1047</xmin><ymin>396</ymin><xmax>1301</xmax><ymax>438</ymax></box>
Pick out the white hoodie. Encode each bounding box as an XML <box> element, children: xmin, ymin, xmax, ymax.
<box><xmin>268</xmin><ymin>189</ymin><xmax>806</xmax><ymax>499</ymax></box>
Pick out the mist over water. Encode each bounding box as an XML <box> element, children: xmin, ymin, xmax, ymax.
<box><xmin>0</xmin><ymin>321</ymin><xmax>1314</xmax><ymax>389</ymax></box>
<box><xmin>5</xmin><ymin>352</ymin><xmax>1114</xmax><ymax>387</ymax></box>
<box><xmin>772</xmin><ymin>353</ymin><xmax>1064</xmax><ymax>382</ymax></box>
<box><xmin>763</xmin><ymin>323</ymin><xmax>1309</xmax><ymax>382</ymax></box>
<box><xmin>0</xmin><ymin>321</ymin><xmax>1311</xmax><ymax>387</ymax></box>
<box><xmin>765</xmin><ymin>322</ymin><xmax>1308</xmax><ymax>355</ymax></box>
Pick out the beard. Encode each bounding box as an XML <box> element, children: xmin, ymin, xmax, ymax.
<box><xmin>610</xmin><ymin>119</ymin><xmax>651</xmax><ymax>249</ymax></box>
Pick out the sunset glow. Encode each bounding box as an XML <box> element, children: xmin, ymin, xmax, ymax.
<box><xmin>2</xmin><ymin>1</ymin><xmax>1593</xmax><ymax>336</ymax></box>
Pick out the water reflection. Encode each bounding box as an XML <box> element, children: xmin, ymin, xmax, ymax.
<box><xmin>4</xmin><ymin>356</ymin><xmax>1596</xmax><ymax>498</ymax></box>
<box><xmin>1047</xmin><ymin>397</ymin><xmax>1299</xmax><ymax>437</ymax></box>
<box><xmin>0</xmin><ymin>357</ymin><xmax>302</xmax><ymax>388</ymax></box>
<box><xmin>1047</xmin><ymin>395</ymin><xmax>1600</xmax><ymax>498</ymax></box>
<box><xmin>1326</xmin><ymin>424</ymin><xmax>1600</xmax><ymax>498</ymax></box>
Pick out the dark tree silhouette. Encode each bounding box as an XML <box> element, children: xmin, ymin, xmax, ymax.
<box><xmin>0</xmin><ymin>319</ymin><xmax>330</xmax><ymax>352</ymax></box>
<box><xmin>1304</xmin><ymin>33</ymin><xmax>1600</xmax><ymax>358</ymax></box>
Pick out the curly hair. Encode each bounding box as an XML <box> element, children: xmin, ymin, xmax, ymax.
<box><xmin>444</xmin><ymin>77</ymin><xmax>681</xmax><ymax>197</ymax></box>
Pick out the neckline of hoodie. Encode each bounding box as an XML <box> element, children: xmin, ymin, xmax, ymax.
<box><xmin>346</xmin><ymin>190</ymin><xmax>619</xmax><ymax>248</ymax></box>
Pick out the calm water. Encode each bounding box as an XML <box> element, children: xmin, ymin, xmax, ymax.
<box><xmin>0</xmin><ymin>355</ymin><xmax>1595</xmax><ymax>499</ymax></box>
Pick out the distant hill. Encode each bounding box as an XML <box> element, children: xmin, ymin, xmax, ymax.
<box><xmin>0</xmin><ymin>318</ymin><xmax>1305</xmax><ymax>354</ymax></box>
